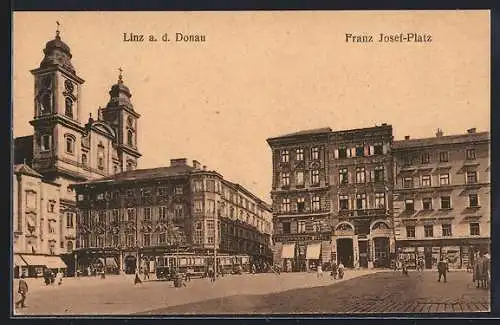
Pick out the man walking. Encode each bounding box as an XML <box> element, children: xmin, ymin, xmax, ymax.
<box><xmin>15</xmin><ymin>274</ymin><xmax>28</xmax><ymax>309</ymax></box>
<box><xmin>437</xmin><ymin>256</ymin><xmax>447</xmax><ymax>283</ymax></box>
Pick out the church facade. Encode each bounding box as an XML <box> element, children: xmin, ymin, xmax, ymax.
<box><xmin>13</xmin><ymin>27</ymin><xmax>141</xmax><ymax>277</ymax></box>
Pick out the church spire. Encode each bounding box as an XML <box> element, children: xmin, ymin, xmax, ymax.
<box><xmin>56</xmin><ymin>21</ymin><xmax>60</xmax><ymax>38</ymax></box>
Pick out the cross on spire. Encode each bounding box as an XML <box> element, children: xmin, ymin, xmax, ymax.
<box><xmin>118</xmin><ymin>67</ymin><xmax>123</xmax><ymax>82</ymax></box>
<box><xmin>56</xmin><ymin>21</ymin><xmax>61</xmax><ymax>37</ymax></box>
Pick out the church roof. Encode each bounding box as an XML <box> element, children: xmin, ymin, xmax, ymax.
<box><xmin>14</xmin><ymin>164</ymin><xmax>43</xmax><ymax>178</ymax></box>
<box><xmin>39</xmin><ymin>30</ymin><xmax>75</xmax><ymax>74</ymax></box>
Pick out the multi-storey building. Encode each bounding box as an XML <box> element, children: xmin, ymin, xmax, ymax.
<box><xmin>71</xmin><ymin>159</ymin><xmax>273</xmax><ymax>274</ymax></box>
<box><xmin>329</xmin><ymin>124</ymin><xmax>394</xmax><ymax>269</ymax></box>
<box><xmin>13</xmin><ymin>164</ymin><xmax>68</xmax><ymax>277</ymax></box>
<box><xmin>267</xmin><ymin>128</ymin><xmax>332</xmax><ymax>272</ymax></box>
<box><xmin>13</xmin><ymin>27</ymin><xmax>142</xmax><ymax>276</ymax></box>
<box><xmin>393</xmin><ymin>128</ymin><xmax>490</xmax><ymax>269</ymax></box>
<box><xmin>267</xmin><ymin>124</ymin><xmax>394</xmax><ymax>271</ymax></box>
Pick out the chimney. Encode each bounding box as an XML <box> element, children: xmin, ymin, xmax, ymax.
<box><xmin>202</xmin><ymin>165</ymin><xmax>207</xmax><ymax>171</ymax></box>
<box><xmin>436</xmin><ymin>129</ymin><xmax>443</xmax><ymax>137</ymax></box>
<box><xmin>404</xmin><ymin>135</ymin><xmax>410</xmax><ymax>140</ymax></box>
<box><xmin>170</xmin><ymin>158</ymin><xmax>188</xmax><ymax>167</ymax></box>
<box><xmin>193</xmin><ymin>160</ymin><xmax>201</xmax><ymax>170</ymax></box>
<box><xmin>467</xmin><ymin>128</ymin><xmax>477</xmax><ymax>134</ymax></box>
<box><xmin>382</xmin><ymin>123</ymin><xmax>387</xmax><ymax>126</ymax></box>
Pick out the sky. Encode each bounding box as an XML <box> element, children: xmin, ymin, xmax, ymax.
<box><xmin>12</xmin><ymin>11</ymin><xmax>490</xmax><ymax>202</ymax></box>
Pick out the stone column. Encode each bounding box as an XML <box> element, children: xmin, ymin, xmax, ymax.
<box><xmin>368</xmin><ymin>237</ymin><xmax>374</xmax><ymax>268</ymax></box>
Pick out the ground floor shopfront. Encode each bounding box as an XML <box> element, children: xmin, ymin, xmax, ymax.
<box><xmin>72</xmin><ymin>246</ymin><xmax>269</xmax><ymax>276</ymax></box>
<box><xmin>273</xmin><ymin>220</ymin><xmax>396</xmax><ymax>270</ymax></box>
<box><xmin>13</xmin><ymin>254</ymin><xmax>68</xmax><ymax>278</ymax></box>
<box><xmin>395</xmin><ymin>237</ymin><xmax>490</xmax><ymax>269</ymax></box>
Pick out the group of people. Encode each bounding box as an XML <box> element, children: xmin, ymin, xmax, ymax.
<box><xmin>329</xmin><ymin>261</ymin><xmax>345</xmax><ymax>279</ymax></box>
<box><xmin>43</xmin><ymin>268</ymin><xmax>63</xmax><ymax>286</ymax></box>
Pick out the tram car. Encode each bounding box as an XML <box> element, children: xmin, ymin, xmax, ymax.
<box><xmin>155</xmin><ymin>253</ymin><xmax>251</xmax><ymax>279</ymax></box>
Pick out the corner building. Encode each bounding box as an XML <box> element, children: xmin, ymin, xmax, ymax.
<box><xmin>13</xmin><ymin>28</ymin><xmax>141</xmax><ymax>276</ymax></box>
<box><xmin>71</xmin><ymin>159</ymin><xmax>273</xmax><ymax>274</ymax></box>
<box><xmin>392</xmin><ymin>129</ymin><xmax>490</xmax><ymax>269</ymax></box>
<box><xmin>267</xmin><ymin>124</ymin><xmax>394</xmax><ymax>271</ymax></box>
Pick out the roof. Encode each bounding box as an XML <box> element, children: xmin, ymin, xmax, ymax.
<box><xmin>393</xmin><ymin>132</ymin><xmax>490</xmax><ymax>150</ymax></box>
<box><xmin>76</xmin><ymin>164</ymin><xmax>195</xmax><ymax>186</ymax></box>
<box><xmin>267</xmin><ymin>127</ymin><xmax>332</xmax><ymax>141</ymax></box>
<box><xmin>14</xmin><ymin>135</ymin><xmax>34</xmax><ymax>165</ymax></box>
<box><xmin>14</xmin><ymin>164</ymin><xmax>43</xmax><ymax>178</ymax></box>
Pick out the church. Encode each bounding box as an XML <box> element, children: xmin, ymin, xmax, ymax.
<box><xmin>13</xmin><ymin>25</ymin><xmax>142</xmax><ymax>277</ymax></box>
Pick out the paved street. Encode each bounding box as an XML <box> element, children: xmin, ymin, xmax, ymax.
<box><xmin>13</xmin><ymin>270</ymin><xmax>489</xmax><ymax>315</ymax></box>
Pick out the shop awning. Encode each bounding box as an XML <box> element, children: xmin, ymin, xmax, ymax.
<box><xmin>14</xmin><ymin>254</ymin><xmax>27</xmax><ymax>267</ymax></box>
<box><xmin>306</xmin><ymin>242</ymin><xmax>321</xmax><ymax>260</ymax></box>
<box><xmin>98</xmin><ymin>257</ymin><xmax>118</xmax><ymax>267</ymax></box>
<box><xmin>281</xmin><ymin>243</ymin><xmax>296</xmax><ymax>259</ymax></box>
<box><xmin>45</xmin><ymin>256</ymin><xmax>67</xmax><ymax>269</ymax></box>
<box><xmin>20</xmin><ymin>254</ymin><xmax>50</xmax><ymax>266</ymax></box>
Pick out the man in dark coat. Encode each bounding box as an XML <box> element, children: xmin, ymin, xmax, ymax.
<box><xmin>16</xmin><ymin>274</ymin><xmax>29</xmax><ymax>308</ymax></box>
<box><xmin>437</xmin><ymin>256</ymin><xmax>447</xmax><ymax>283</ymax></box>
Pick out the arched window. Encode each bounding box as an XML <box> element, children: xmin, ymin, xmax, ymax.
<box><xmin>65</xmin><ymin>135</ymin><xmax>75</xmax><ymax>154</ymax></box>
<box><xmin>97</xmin><ymin>152</ymin><xmax>104</xmax><ymax>170</ymax></box>
<box><xmin>40</xmin><ymin>93</ymin><xmax>51</xmax><ymax>114</ymax></box>
<box><xmin>127</xmin><ymin>129</ymin><xmax>134</xmax><ymax>146</ymax></box>
<box><xmin>65</xmin><ymin>97</ymin><xmax>73</xmax><ymax>118</ymax></box>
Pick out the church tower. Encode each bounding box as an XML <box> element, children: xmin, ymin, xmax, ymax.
<box><xmin>99</xmin><ymin>69</ymin><xmax>142</xmax><ymax>172</ymax></box>
<box><xmin>29</xmin><ymin>23</ymin><xmax>86</xmax><ymax>182</ymax></box>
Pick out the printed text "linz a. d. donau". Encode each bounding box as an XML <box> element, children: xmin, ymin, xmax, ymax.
<box><xmin>345</xmin><ymin>33</ymin><xmax>432</xmax><ymax>43</ymax></box>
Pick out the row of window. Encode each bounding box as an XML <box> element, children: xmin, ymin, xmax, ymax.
<box><xmin>280</xmin><ymin>170</ymin><xmax>320</xmax><ymax>187</ymax></box>
<box><xmin>401</xmin><ymin>171</ymin><xmax>479</xmax><ymax>188</ymax></box>
<box><xmin>280</xmin><ymin>147</ymin><xmax>320</xmax><ymax>163</ymax></box>
<box><xmin>78</xmin><ymin>186</ymin><xmax>184</xmax><ymax>201</ymax></box>
<box><xmin>405</xmin><ymin>222</ymin><xmax>480</xmax><ymax>238</ymax></box>
<box><xmin>194</xmin><ymin>179</ymin><xmax>266</xmax><ymax>217</ymax></box>
<box><xmin>81</xmin><ymin>206</ymin><xmax>183</xmax><ymax>224</ymax></box>
<box><xmin>403</xmin><ymin>148</ymin><xmax>476</xmax><ymax>166</ymax></box>
<box><xmin>279</xmin><ymin>220</ymin><xmax>326</xmax><ymax>234</ymax></box>
<box><xmin>404</xmin><ymin>194</ymin><xmax>479</xmax><ymax>212</ymax></box>
<box><xmin>281</xmin><ymin>196</ymin><xmax>322</xmax><ymax>213</ymax></box>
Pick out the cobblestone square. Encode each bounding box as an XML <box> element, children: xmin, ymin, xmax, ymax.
<box><xmin>13</xmin><ymin>269</ymin><xmax>489</xmax><ymax>316</ymax></box>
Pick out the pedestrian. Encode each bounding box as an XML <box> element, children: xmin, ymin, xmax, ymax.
<box><xmin>317</xmin><ymin>263</ymin><xmax>323</xmax><ymax>278</ymax></box>
<box><xmin>134</xmin><ymin>271</ymin><xmax>142</xmax><ymax>285</ymax></box>
<box><xmin>437</xmin><ymin>256</ymin><xmax>447</xmax><ymax>283</ymax></box>
<box><xmin>331</xmin><ymin>261</ymin><xmax>338</xmax><ymax>279</ymax></box>
<box><xmin>56</xmin><ymin>271</ymin><xmax>63</xmax><ymax>285</ymax></box>
<box><xmin>401</xmin><ymin>260</ymin><xmax>409</xmax><ymax>276</ymax></box>
<box><xmin>338</xmin><ymin>261</ymin><xmax>345</xmax><ymax>279</ymax></box>
<box><xmin>15</xmin><ymin>274</ymin><xmax>29</xmax><ymax>309</ymax></box>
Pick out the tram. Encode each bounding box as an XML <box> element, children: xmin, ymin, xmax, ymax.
<box><xmin>155</xmin><ymin>253</ymin><xmax>251</xmax><ymax>280</ymax></box>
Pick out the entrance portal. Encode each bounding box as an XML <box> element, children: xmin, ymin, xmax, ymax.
<box><xmin>124</xmin><ymin>255</ymin><xmax>137</xmax><ymax>274</ymax></box>
<box><xmin>337</xmin><ymin>238</ymin><xmax>354</xmax><ymax>267</ymax></box>
<box><xmin>358</xmin><ymin>241</ymin><xmax>368</xmax><ymax>268</ymax></box>
<box><xmin>373</xmin><ymin>237</ymin><xmax>390</xmax><ymax>268</ymax></box>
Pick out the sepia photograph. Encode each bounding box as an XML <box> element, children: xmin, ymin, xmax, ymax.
<box><xmin>11</xmin><ymin>10</ymin><xmax>491</xmax><ymax>316</ymax></box>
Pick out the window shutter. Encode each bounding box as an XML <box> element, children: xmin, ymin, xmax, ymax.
<box><xmin>364</xmin><ymin>145</ymin><xmax>369</xmax><ymax>156</ymax></box>
<box><xmin>370</xmin><ymin>170</ymin><xmax>375</xmax><ymax>182</ymax></box>
<box><xmin>370</xmin><ymin>145</ymin><xmax>375</xmax><ymax>156</ymax></box>
<box><xmin>346</xmin><ymin>148</ymin><xmax>351</xmax><ymax>158</ymax></box>
<box><xmin>334</xmin><ymin>149</ymin><xmax>339</xmax><ymax>159</ymax></box>
<box><xmin>351</xmin><ymin>148</ymin><xmax>356</xmax><ymax>157</ymax></box>
<box><xmin>383</xmin><ymin>143</ymin><xmax>388</xmax><ymax>154</ymax></box>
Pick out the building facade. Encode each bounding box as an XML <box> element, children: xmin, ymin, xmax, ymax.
<box><xmin>267</xmin><ymin>125</ymin><xmax>394</xmax><ymax>271</ymax></box>
<box><xmin>13</xmin><ymin>28</ymin><xmax>142</xmax><ymax>276</ymax></box>
<box><xmin>71</xmin><ymin>159</ymin><xmax>273</xmax><ymax>274</ymax></box>
<box><xmin>393</xmin><ymin>128</ymin><xmax>490</xmax><ymax>269</ymax></box>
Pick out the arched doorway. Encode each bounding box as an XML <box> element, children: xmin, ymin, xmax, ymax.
<box><xmin>337</xmin><ymin>238</ymin><xmax>354</xmax><ymax>267</ymax></box>
<box><xmin>124</xmin><ymin>255</ymin><xmax>137</xmax><ymax>274</ymax></box>
<box><xmin>373</xmin><ymin>237</ymin><xmax>390</xmax><ymax>267</ymax></box>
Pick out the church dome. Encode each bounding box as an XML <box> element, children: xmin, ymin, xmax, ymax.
<box><xmin>39</xmin><ymin>29</ymin><xmax>75</xmax><ymax>73</ymax></box>
<box><xmin>106</xmin><ymin>69</ymin><xmax>134</xmax><ymax>109</ymax></box>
